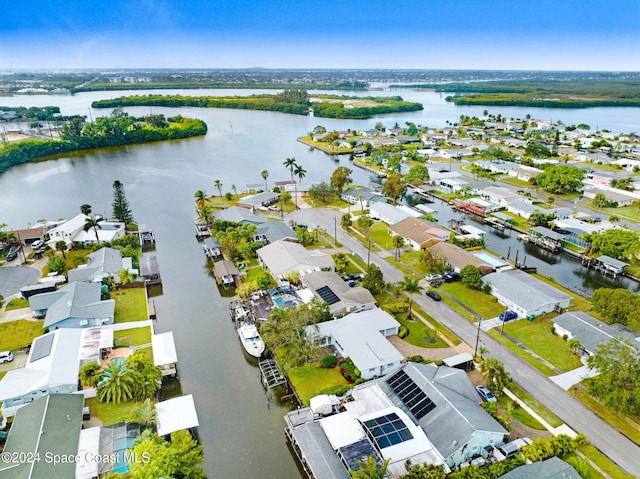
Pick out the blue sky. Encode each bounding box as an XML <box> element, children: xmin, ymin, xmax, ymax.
<box><xmin>2</xmin><ymin>0</ymin><xmax>639</xmax><ymax>70</ymax></box>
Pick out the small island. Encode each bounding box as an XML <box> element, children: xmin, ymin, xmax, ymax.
<box><xmin>91</xmin><ymin>89</ymin><xmax>423</xmax><ymax>119</ymax></box>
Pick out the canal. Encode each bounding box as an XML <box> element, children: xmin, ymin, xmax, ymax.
<box><xmin>1</xmin><ymin>89</ymin><xmax>640</xmax><ymax>477</ymax></box>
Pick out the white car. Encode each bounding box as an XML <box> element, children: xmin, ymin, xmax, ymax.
<box><xmin>31</xmin><ymin>239</ymin><xmax>45</xmax><ymax>249</ymax></box>
<box><xmin>0</xmin><ymin>351</ymin><xmax>14</xmax><ymax>364</ymax></box>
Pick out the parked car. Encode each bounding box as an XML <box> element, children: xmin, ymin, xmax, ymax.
<box><xmin>425</xmin><ymin>291</ymin><xmax>442</xmax><ymax>301</ymax></box>
<box><xmin>33</xmin><ymin>248</ymin><xmax>47</xmax><ymax>260</ymax></box>
<box><xmin>498</xmin><ymin>438</ymin><xmax>532</xmax><ymax>458</ymax></box>
<box><xmin>499</xmin><ymin>310</ymin><xmax>518</xmax><ymax>322</ymax></box>
<box><xmin>426</xmin><ymin>273</ymin><xmax>442</xmax><ymax>282</ymax></box>
<box><xmin>0</xmin><ymin>351</ymin><xmax>14</xmax><ymax>364</ymax></box>
<box><xmin>475</xmin><ymin>385</ymin><xmax>497</xmax><ymax>403</ymax></box>
<box><xmin>443</xmin><ymin>271</ymin><xmax>461</xmax><ymax>282</ymax></box>
<box><xmin>31</xmin><ymin>239</ymin><xmax>45</xmax><ymax>249</ymax></box>
<box><xmin>5</xmin><ymin>251</ymin><xmax>17</xmax><ymax>262</ymax></box>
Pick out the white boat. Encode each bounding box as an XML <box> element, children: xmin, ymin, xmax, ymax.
<box><xmin>237</xmin><ymin>323</ymin><xmax>265</xmax><ymax>358</ymax></box>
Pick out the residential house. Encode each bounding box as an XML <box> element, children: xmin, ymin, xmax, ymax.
<box><xmin>341</xmin><ymin>187</ymin><xmax>386</xmax><ymax>207</ymax></box>
<box><xmin>475</xmin><ymin>161</ymin><xmax>519</xmax><ymax>175</ymax></box>
<box><xmin>238</xmin><ymin>191</ymin><xmax>281</xmax><ymax>210</ymax></box>
<box><xmin>508</xmin><ymin>165</ymin><xmax>542</xmax><ymax>182</ymax></box>
<box><xmin>0</xmin><ymin>327</ymin><xmax>112</xmax><ymax>416</ymax></box>
<box><xmin>483</xmin><ymin>269</ymin><xmax>572</xmax><ymax>318</ymax></box>
<box><xmin>499</xmin><ymin>457</ymin><xmax>581</xmax><ymax>479</ymax></box>
<box><xmin>285</xmin><ymin>362</ymin><xmax>506</xmax><ymax>478</ymax></box>
<box><xmin>46</xmin><ymin>214</ymin><xmax>125</xmax><ymax>248</ymax></box>
<box><xmin>257</xmin><ymin>240</ymin><xmax>335</xmax><ymax>278</ymax></box>
<box><xmin>29</xmin><ymin>281</ymin><xmax>115</xmax><ymax>330</ymax></box>
<box><xmin>306</xmin><ymin>308</ymin><xmax>403</xmax><ymax>380</ymax></box>
<box><xmin>553</xmin><ymin>311</ymin><xmax>639</xmax><ymax>356</ymax></box>
<box><xmin>428</xmin><ymin>242</ymin><xmax>490</xmax><ymax>273</ymax></box>
<box><xmin>480</xmin><ymin>186</ymin><xmax>522</xmax><ymax>207</ymax></box>
<box><xmin>254</xmin><ymin>220</ymin><xmax>298</xmax><ymax>244</ymax></box>
<box><xmin>505</xmin><ymin>199</ymin><xmax>537</xmax><ymax>219</ymax></box>
<box><xmin>388</xmin><ymin>218</ymin><xmax>447</xmax><ymax>251</ymax></box>
<box><xmin>212</xmin><ymin>206</ymin><xmax>266</xmax><ymax>225</ymax></box>
<box><xmin>369</xmin><ymin>202</ymin><xmax>410</xmax><ymax>225</ymax></box>
<box><xmin>583</xmin><ymin>185</ymin><xmax>638</xmax><ymax>207</ymax></box>
<box><xmin>298</xmin><ymin>271</ymin><xmax>376</xmax><ymax>317</ymax></box>
<box><xmin>67</xmin><ymin>247</ymin><xmax>133</xmax><ymax>283</ymax></box>
<box><xmin>0</xmin><ymin>394</ymin><xmax>86</xmax><ymax>479</ymax></box>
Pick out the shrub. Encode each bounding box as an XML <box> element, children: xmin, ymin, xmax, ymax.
<box><xmin>382</xmin><ymin>302</ymin><xmax>409</xmax><ymax>315</ymax></box>
<box><xmin>321</xmin><ymin>355</ymin><xmax>338</xmax><ymax>368</ymax></box>
<box><xmin>398</xmin><ymin>326</ymin><xmax>409</xmax><ymax>338</ymax></box>
<box><xmin>408</xmin><ymin>355</ymin><xmax>424</xmax><ymax>363</ymax></box>
<box><xmin>319</xmin><ymin>384</ymin><xmax>351</xmax><ymax>397</ymax></box>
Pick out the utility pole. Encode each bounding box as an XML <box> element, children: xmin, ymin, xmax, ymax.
<box><xmin>474</xmin><ymin>315</ymin><xmax>483</xmax><ymax>357</ymax></box>
<box><xmin>367</xmin><ymin>239</ymin><xmax>372</xmax><ymax>267</ymax></box>
<box><xmin>500</xmin><ymin>304</ymin><xmax>508</xmax><ymax>336</ymax></box>
<box><xmin>334</xmin><ymin>217</ymin><xmax>337</xmax><ymax>246</ymax></box>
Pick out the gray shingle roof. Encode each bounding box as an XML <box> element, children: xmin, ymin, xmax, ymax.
<box><xmin>68</xmin><ymin>247</ymin><xmax>123</xmax><ymax>282</ymax></box>
<box><xmin>290</xmin><ymin>422</ymin><xmax>350</xmax><ymax>479</ymax></box>
<box><xmin>255</xmin><ymin>221</ymin><xmax>297</xmax><ymax>243</ymax></box>
<box><xmin>213</xmin><ymin>206</ymin><xmax>266</xmax><ymax>225</ymax></box>
<box><xmin>499</xmin><ymin>457</ymin><xmax>581</xmax><ymax>479</ymax></box>
<box><xmin>553</xmin><ymin>311</ymin><xmax>639</xmax><ymax>354</ymax></box>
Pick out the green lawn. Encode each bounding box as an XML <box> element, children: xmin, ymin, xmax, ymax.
<box><xmin>500</xmin><ymin>177</ymin><xmax>532</xmax><ymax>189</ymax></box>
<box><xmin>385</xmin><ymin>257</ymin><xmax>419</xmax><ymax>278</ymax></box>
<box><xmin>531</xmin><ymin>274</ymin><xmax>600</xmax><ymax>319</ymax></box>
<box><xmin>440</xmin><ymin>282</ymin><xmax>505</xmax><ymax>319</ymax></box>
<box><xmin>391</xmin><ymin>310</ymin><xmax>448</xmax><ymax>349</ymax></box>
<box><xmin>503</xmin><ymin>317</ymin><xmax>583</xmax><ymax>372</ymax></box>
<box><xmin>497</xmin><ymin>394</ymin><xmax>546</xmax><ymax>430</ymax></box>
<box><xmin>114</xmin><ymin>326</ymin><xmax>152</xmax><ymax>347</ymax></box>
<box><xmin>0</xmin><ymin>320</ymin><xmax>44</xmax><ymax>351</ymax></box>
<box><xmin>400</xmin><ymin>251</ymin><xmax>431</xmax><ymax>276</ymax></box>
<box><xmin>488</xmin><ymin>329</ymin><xmax>558</xmax><ymax>376</ymax></box>
<box><xmin>575</xmin><ymin>444</ymin><xmax>631</xmax><ymax>479</ymax></box>
<box><xmin>584</xmin><ymin>200</ymin><xmax>640</xmax><ymax>223</ymax></box>
<box><xmin>85</xmin><ymin>397</ymin><xmax>145</xmax><ymax>426</ymax></box>
<box><xmin>41</xmin><ymin>248</ymin><xmax>92</xmax><ymax>276</ymax></box>
<box><xmin>113</xmin><ymin>287</ymin><xmax>148</xmax><ymax>323</ymax></box>
<box><xmin>4</xmin><ymin>298</ymin><xmax>29</xmax><ymax>311</ymax></box>
<box><xmin>412</xmin><ymin>304</ymin><xmax>461</xmax><ymax>346</ymax></box>
<box><xmin>508</xmin><ymin>382</ymin><xmax>563</xmax><ymax>428</ymax></box>
<box><xmin>369</xmin><ymin>222</ymin><xmax>394</xmax><ymax>250</ymax></box>
<box><xmin>288</xmin><ymin>363</ymin><xmax>349</xmax><ymax>406</ymax></box>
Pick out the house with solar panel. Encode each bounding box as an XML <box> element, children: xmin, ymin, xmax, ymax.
<box><xmin>285</xmin><ymin>362</ymin><xmax>507</xmax><ymax>478</ymax></box>
<box><xmin>0</xmin><ymin>328</ymin><xmax>112</xmax><ymax>417</ymax></box>
<box><xmin>298</xmin><ymin>271</ymin><xmax>376</xmax><ymax>317</ymax></box>
<box><xmin>305</xmin><ymin>308</ymin><xmax>403</xmax><ymax>380</ymax></box>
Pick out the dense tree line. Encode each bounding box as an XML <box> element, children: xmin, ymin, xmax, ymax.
<box><xmin>0</xmin><ymin>114</ymin><xmax>207</xmax><ymax>175</ymax></box>
<box><xmin>0</xmin><ymin>105</ymin><xmax>66</xmax><ymax>121</ymax></box>
<box><xmin>446</xmin><ymin>94</ymin><xmax>640</xmax><ymax>108</ymax></box>
<box><xmin>91</xmin><ymin>93</ymin><xmax>423</xmax><ymax>119</ymax></box>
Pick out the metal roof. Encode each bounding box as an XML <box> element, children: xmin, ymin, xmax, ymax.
<box><xmin>140</xmin><ymin>255</ymin><xmax>160</xmax><ymax>276</ymax></box>
<box><xmin>290</xmin><ymin>422</ymin><xmax>350</xmax><ymax>479</ymax></box>
<box><xmin>530</xmin><ymin>226</ymin><xmax>565</xmax><ymax>241</ymax></box>
<box><xmin>596</xmin><ymin>255</ymin><xmax>629</xmax><ymax>269</ymax></box>
<box><xmin>553</xmin><ymin>311</ymin><xmax>639</xmax><ymax>354</ymax></box>
<box><xmin>156</xmin><ymin>395</ymin><xmax>200</xmax><ymax>436</ymax></box>
<box><xmin>483</xmin><ymin>270</ymin><xmax>572</xmax><ymax>312</ymax></box>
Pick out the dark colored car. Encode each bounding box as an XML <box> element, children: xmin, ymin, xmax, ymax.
<box><xmin>33</xmin><ymin>249</ymin><xmax>47</xmax><ymax>260</ymax></box>
<box><xmin>6</xmin><ymin>251</ymin><xmax>18</xmax><ymax>262</ymax></box>
<box><xmin>499</xmin><ymin>310</ymin><xmax>518</xmax><ymax>322</ymax></box>
<box><xmin>443</xmin><ymin>271</ymin><xmax>461</xmax><ymax>282</ymax></box>
<box><xmin>425</xmin><ymin>291</ymin><xmax>442</xmax><ymax>301</ymax></box>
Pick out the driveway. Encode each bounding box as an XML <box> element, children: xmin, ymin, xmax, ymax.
<box><xmin>0</xmin><ymin>266</ymin><xmax>41</xmax><ymax>297</ymax></box>
<box><xmin>550</xmin><ymin>365</ymin><xmax>599</xmax><ymax>391</ymax></box>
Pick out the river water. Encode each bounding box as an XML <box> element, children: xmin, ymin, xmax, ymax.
<box><xmin>1</xmin><ymin>89</ymin><xmax>640</xmax><ymax>477</ymax></box>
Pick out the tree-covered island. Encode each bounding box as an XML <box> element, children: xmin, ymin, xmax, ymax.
<box><xmin>0</xmin><ymin>111</ymin><xmax>207</xmax><ymax>175</ymax></box>
<box><xmin>91</xmin><ymin>89</ymin><xmax>423</xmax><ymax>119</ymax></box>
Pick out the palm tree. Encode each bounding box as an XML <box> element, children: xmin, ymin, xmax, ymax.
<box><xmin>130</xmin><ymin>398</ymin><xmax>158</xmax><ymax>428</ymax></box>
<box><xmin>83</xmin><ymin>215</ymin><xmax>104</xmax><ymax>244</ymax></box>
<box><xmin>283</xmin><ymin>157</ymin><xmax>297</xmax><ymax>183</ymax></box>
<box><xmin>357</xmin><ymin>194</ymin><xmax>365</xmax><ymax>212</ymax></box>
<box><xmin>348</xmin><ymin>456</ymin><xmax>390</xmax><ymax>479</ymax></box>
<box><xmin>197</xmin><ymin>204</ymin><xmax>213</xmax><ymax>226</ymax></box>
<box><xmin>480</xmin><ymin>357</ymin><xmax>511</xmax><ymax>394</ymax></box>
<box><xmin>119</xmin><ymin>268</ymin><xmax>134</xmax><ymax>286</ymax></box>
<box><xmin>80</xmin><ymin>203</ymin><xmax>92</xmax><ymax>215</ymax></box>
<box><xmin>55</xmin><ymin>240</ymin><xmax>67</xmax><ymax>259</ymax></box>
<box><xmin>97</xmin><ymin>360</ymin><xmax>136</xmax><ymax>404</ymax></box>
<box><xmin>231</xmin><ymin>184</ymin><xmax>238</xmax><ymax>197</ymax></box>
<box><xmin>213</xmin><ymin>179</ymin><xmax>223</xmax><ymax>197</ymax></box>
<box><xmin>194</xmin><ymin>190</ymin><xmax>207</xmax><ymax>207</ymax></box>
<box><xmin>392</xmin><ymin>235</ymin><xmax>405</xmax><ymax>261</ymax></box>
<box><xmin>293</xmin><ymin>164</ymin><xmax>307</xmax><ymax>210</ymax></box>
<box><xmin>399</xmin><ymin>276</ymin><xmax>421</xmax><ymax>320</ymax></box>
<box><xmin>261</xmin><ymin>170</ymin><xmax>269</xmax><ymax>191</ymax></box>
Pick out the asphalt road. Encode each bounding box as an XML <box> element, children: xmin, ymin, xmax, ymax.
<box><xmin>0</xmin><ymin>265</ymin><xmax>41</xmax><ymax>298</ymax></box>
<box><xmin>288</xmin><ymin>207</ymin><xmax>640</xmax><ymax>476</ymax></box>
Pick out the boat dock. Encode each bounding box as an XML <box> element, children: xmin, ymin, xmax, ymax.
<box><xmin>203</xmin><ymin>237</ymin><xmax>222</xmax><ymax>259</ymax></box>
<box><xmin>194</xmin><ymin>219</ymin><xmax>211</xmax><ymax>238</ymax></box>
<box><xmin>139</xmin><ymin>224</ymin><xmax>156</xmax><ymax>248</ymax></box>
<box><xmin>520</xmin><ymin>226</ymin><xmax>563</xmax><ymax>253</ymax></box>
<box><xmin>258</xmin><ymin>359</ymin><xmax>288</xmax><ymax>389</ymax></box>
<box><xmin>582</xmin><ymin>254</ymin><xmax>629</xmax><ymax>278</ymax></box>
<box><xmin>353</xmin><ymin>160</ymin><xmax>387</xmax><ymax>178</ymax></box>
<box><xmin>213</xmin><ymin>260</ymin><xmax>240</xmax><ymax>287</ymax></box>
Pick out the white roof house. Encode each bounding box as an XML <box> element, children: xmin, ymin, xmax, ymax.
<box><xmin>369</xmin><ymin>202</ymin><xmax>410</xmax><ymax>225</ymax></box>
<box><xmin>156</xmin><ymin>394</ymin><xmax>200</xmax><ymax>437</ymax></box>
<box><xmin>306</xmin><ymin>308</ymin><xmax>403</xmax><ymax>380</ymax></box>
<box><xmin>152</xmin><ymin>331</ymin><xmax>178</xmax><ymax>377</ymax></box>
<box><xmin>0</xmin><ymin>329</ymin><xmax>87</xmax><ymax>416</ymax></box>
<box><xmin>483</xmin><ymin>269</ymin><xmax>572</xmax><ymax>318</ymax></box>
<box><xmin>257</xmin><ymin>240</ymin><xmax>335</xmax><ymax>278</ymax></box>
<box><xmin>46</xmin><ymin>214</ymin><xmax>125</xmax><ymax>247</ymax></box>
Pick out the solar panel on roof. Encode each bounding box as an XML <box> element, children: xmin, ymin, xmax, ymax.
<box><xmin>30</xmin><ymin>333</ymin><xmax>55</xmax><ymax>362</ymax></box>
<box><xmin>386</xmin><ymin>369</ymin><xmax>436</xmax><ymax>420</ymax></box>
<box><xmin>362</xmin><ymin>412</ymin><xmax>413</xmax><ymax>449</ymax></box>
<box><xmin>338</xmin><ymin>439</ymin><xmax>382</xmax><ymax>471</ymax></box>
<box><xmin>316</xmin><ymin>285</ymin><xmax>340</xmax><ymax>305</ymax></box>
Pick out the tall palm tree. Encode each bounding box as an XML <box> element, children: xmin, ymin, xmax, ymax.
<box><xmin>261</xmin><ymin>170</ymin><xmax>269</xmax><ymax>191</ymax></box>
<box><xmin>80</xmin><ymin>203</ymin><xmax>92</xmax><ymax>215</ymax></box>
<box><xmin>119</xmin><ymin>268</ymin><xmax>134</xmax><ymax>286</ymax></box>
<box><xmin>83</xmin><ymin>215</ymin><xmax>104</xmax><ymax>244</ymax></box>
<box><xmin>392</xmin><ymin>235</ymin><xmax>405</xmax><ymax>261</ymax></box>
<box><xmin>231</xmin><ymin>184</ymin><xmax>238</xmax><ymax>197</ymax></box>
<box><xmin>198</xmin><ymin>204</ymin><xmax>213</xmax><ymax>226</ymax></box>
<box><xmin>348</xmin><ymin>456</ymin><xmax>390</xmax><ymax>479</ymax></box>
<box><xmin>194</xmin><ymin>190</ymin><xmax>207</xmax><ymax>207</ymax></box>
<box><xmin>357</xmin><ymin>194</ymin><xmax>365</xmax><ymax>212</ymax></box>
<box><xmin>283</xmin><ymin>157</ymin><xmax>297</xmax><ymax>183</ymax></box>
<box><xmin>293</xmin><ymin>164</ymin><xmax>307</xmax><ymax>210</ymax></box>
<box><xmin>130</xmin><ymin>398</ymin><xmax>158</xmax><ymax>428</ymax></box>
<box><xmin>213</xmin><ymin>179</ymin><xmax>223</xmax><ymax>197</ymax></box>
<box><xmin>97</xmin><ymin>360</ymin><xmax>136</xmax><ymax>404</ymax></box>
<box><xmin>399</xmin><ymin>276</ymin><xmax>421</xmax><ymax>320</ymax></box>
